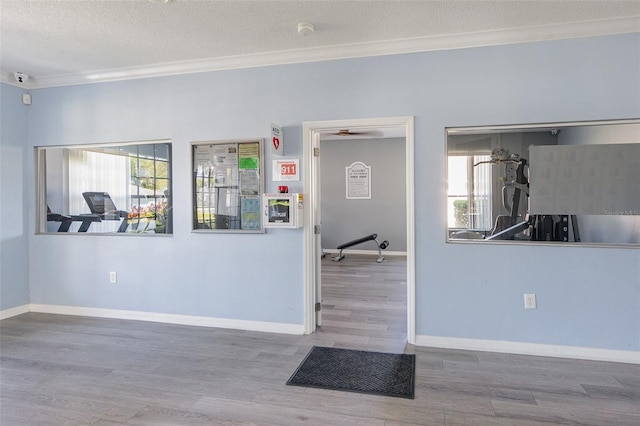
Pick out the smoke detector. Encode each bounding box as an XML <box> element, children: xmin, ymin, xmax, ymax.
<box><xmin>297</xmin><ymin>22</ymin><xmax>315</xmax><ymax>36</ymax></box>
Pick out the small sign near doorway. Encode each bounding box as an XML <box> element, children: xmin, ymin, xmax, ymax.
<box><xmin>346</xmin><ymin>161</ymin><xmax>371</xmax><ymax>199</ymax></box>
<box><xmin>271</xmin><ymin>123</ymin><xmax>283</xmax><ymax>156</ymax></box>
<box><xmin>273</xmin><ymin>159</ymin><xmax>299</xmax><ymax>181</ymax></box>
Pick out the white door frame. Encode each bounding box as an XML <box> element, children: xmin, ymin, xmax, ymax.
<box><xmin>302</xmin><ymin>116</ymin><xmax>416</xmax><ymax>344</ymax></box>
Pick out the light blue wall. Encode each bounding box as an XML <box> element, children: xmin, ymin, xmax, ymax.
<box><xmin>0</xmin><ymin>84</ymin><xmax>30</xmax><ymax>310</ymax></box>
<box><xmin>21</xmin><ymin>34</ymin><xmax>640</xmax><ymax>351</ymax></box>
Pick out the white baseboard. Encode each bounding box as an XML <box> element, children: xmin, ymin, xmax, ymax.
<box><xmin>27</xmin><ymin>304</ymin><xmax>305</xmax><ymax>335</ymax></box>
<box><xmin>5</xmin><ymin>304</ymin><xmax>637</xmax><ymax>364</ymax></box>
<box><xmin>416</xmin><ymin>334</ymin><xmax>640</xmax><ymax>365</ymax></box>
<box><xmin>0</xmin><ymin>304</ymin><xmax>30</xmax><ymax>320</ymax></box>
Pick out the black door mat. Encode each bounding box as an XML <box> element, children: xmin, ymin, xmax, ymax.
<box><xmin>286</xmin><ymin>346</ymin><xmax>415</xmax><ymax>399</ymax></box>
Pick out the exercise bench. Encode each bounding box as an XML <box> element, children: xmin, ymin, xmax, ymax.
<box><xmin>332</xmin><ymin>233</ymin><xmax>389</xmax><ymax>263</ymax></box>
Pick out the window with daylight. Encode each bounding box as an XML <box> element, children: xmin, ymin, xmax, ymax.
<box><xmin>446</xmin><ymin>120</ymin><xmax>640</xmax><ymax>246</ymax></box>
<box><xmin>37</xmin><ymin>141</ymin><xmax>172</xmax><ymax>235</ymax></box>
<box><xmin>447</xmin><ymin>155</ymin><xmax>493</xmax><ymax>232</ymax></box>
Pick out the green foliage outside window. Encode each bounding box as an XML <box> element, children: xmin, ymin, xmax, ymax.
<box><xmin>453</xmin><ymin>199</ymin><xmax>469</xmax><ymax>227</ymax></box>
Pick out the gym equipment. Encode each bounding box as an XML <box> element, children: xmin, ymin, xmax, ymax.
<box><xmin>475</xmin><ymin>148</ymin><xmax>580</xmax><ymax>242</ymax></box>
<box><xmin>485</xmin><ymin>220</ymin><xmax>530</xmax><ymax>240</ymax></box>
<box><xmin>47</xmin><ymin>206</ymin><xmax>73</xmax><ymax>232</ymax></box>
<box><xmin>82</xmin><ymin>192</ymin><xmax>129</xmax><ymax>232</ymax></box>
<box><xmin>332</xmin><ymin>233</ymin><xmax>389</xmax><ymax>263</ymax></box>
<box><xmin>47</xmin><ymin>205</ymin><xmax>101</xmax><ymax>232</ymax></box>
<box><xmin>476</xmin><ymin>148</ymin><xmax>529</xmax><ymax>236</ymax></box>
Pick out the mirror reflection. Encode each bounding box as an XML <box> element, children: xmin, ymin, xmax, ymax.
<box><xmin>446</xmin><ymin>120</ymin><xmax>639</xmax><ymax>246</ymax></box>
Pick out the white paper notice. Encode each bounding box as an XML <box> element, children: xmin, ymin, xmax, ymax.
<box><xmin>346</xmin><ymin>161</ymin><xmax>371</xmax><ymax>199</ymax></box>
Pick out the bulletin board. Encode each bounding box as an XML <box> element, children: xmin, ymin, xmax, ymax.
<box><xmin>192</xmin><ymin>139</ymin><xmax>264</xmax><ymax>232</ymax></box>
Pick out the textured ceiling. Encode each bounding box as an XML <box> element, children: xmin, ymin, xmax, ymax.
<box><xmin>1</xmin><ymin>0</ymin><xmax>639</xmax><ymax>86</ymax></box>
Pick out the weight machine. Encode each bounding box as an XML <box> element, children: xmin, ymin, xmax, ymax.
<box><xmin>477</xmin><ymin>148</ymin><xmax>579</xmax><ymax>242</ymax></box>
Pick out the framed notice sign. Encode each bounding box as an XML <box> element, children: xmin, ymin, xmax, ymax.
<box><xmin>346</xmin><ymin>161</ymin><xmax>371</xmax><ymax>199</ymax></box>
<box><xmin>192</xmin><ymin>139</ymin><xmax>264</xmax><ymax>233</ymax></box>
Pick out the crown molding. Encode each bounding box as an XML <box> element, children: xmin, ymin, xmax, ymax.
<box><xmin>6</xmin><ymin>16</ymin><xmax>639</xmax><ymax>89</ymax></box>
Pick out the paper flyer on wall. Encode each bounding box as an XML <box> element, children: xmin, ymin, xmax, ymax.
<box><xmin>240</xmin><ymin>169</ymin><xmax>260</xmax><ymax>195</ymax></box>
<box><xmin>241</xmin><ymin>196</ymin><xmax>261</xmax><ymax>229</ymax></box>
<box><xmin>213</xmin><ymin>165</ymin><xmax>238</xmax><ymax>188</ymax></box>
<box><xmin>216</xmin><ymin>188</ymin><xmax>239</xmax><ymax>216</ymax></box>
<box><xmin>193</xmin><ymin>145</ymin><xmax>214</xmax><ymax>169</ymax></box>
<box><xmin>239</xmin><ymin>142</ymin><xmax>260</xmax><ymax>170</ymax></box>
<box><xmin>212</xmin><ymin>144</ymin><xmax>238</xmax><ymax>166</ymax></box>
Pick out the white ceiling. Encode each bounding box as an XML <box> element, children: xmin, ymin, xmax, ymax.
<box><xmin>1</xmin><ymin>0</ymin><xmax>639</xmax><ymax>88</ymax></box>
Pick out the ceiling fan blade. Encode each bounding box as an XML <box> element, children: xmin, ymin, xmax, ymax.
<box><xmin>329</xmin><ymin>129</ymin><xmax>384</xmax><ymax>137</ymax></box>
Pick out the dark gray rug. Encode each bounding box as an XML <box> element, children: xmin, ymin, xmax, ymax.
<box><xmin>286</xmin><ymin>346</ymin><xmax>415</xmax><ymax>399</ymax></box>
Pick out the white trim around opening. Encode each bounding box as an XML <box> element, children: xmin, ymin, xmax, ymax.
<box><xmin>302</xmin><ymin>116</ymin><xmax>416</xmax><ymax>344</ymax></box>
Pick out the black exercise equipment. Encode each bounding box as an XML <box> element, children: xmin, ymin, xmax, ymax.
<box><xmin>332</xmin><ymin>233</ymin><xmax>389</xmax><ymax>263</ymax></box>
<box><xmin>47</xmin><ymin>205</ymin><xmax>106</xmax><ymax>233</ymax></box>
<box><xmin>477</xmin><ymin>148</ymin><xmax>580</xmax><ymax>242</ymax></box>
<box><xmin>485</xmin><ymin>220</ymin><xmax>530</xmax><ymax>241</ymax></box>
<box><xmin>487</xmin><ymin>214</ymin><xmax>580</xmax><ymax>242</ymax></box>
<box><xmin>71</xmin><ymin>214</ymin><xmax>102</xmax><ymax>232</ymax></box>
<box><xmin>82</xmin><ymin>192</ymin><xmax>129</xmax><ymax>232</ymax></box>
<box><xmin>47</xmin><ymin>206</ymin><xmax>73</xmax><ymax>232</ymax></box>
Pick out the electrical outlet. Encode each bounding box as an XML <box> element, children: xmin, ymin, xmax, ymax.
<box><xmin>524</xmin><ymin>293</ymin><xmax>536</xmax><ymax>309</ymax></box>
<box><xmin>109</xmin><ymin>271</ymin><xmax>117</xmax><ymax>284</ymax></box>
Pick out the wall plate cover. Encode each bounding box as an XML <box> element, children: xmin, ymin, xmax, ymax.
<box><xmin>524</xmin><ymin>293</ymin><xmax>537</xmax><ymax>309</ymax></box>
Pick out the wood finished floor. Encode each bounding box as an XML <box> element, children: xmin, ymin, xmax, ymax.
<box><xmin>1</xmin><ymin>254</ymin><xmax>639</xmax><ymax>425</ymax></box>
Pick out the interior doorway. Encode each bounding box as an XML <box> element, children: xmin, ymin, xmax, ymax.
<box><xmin>302</xmin><ymin>117</ymin><xmax>416</xmax><ymax>344</ymax></box>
